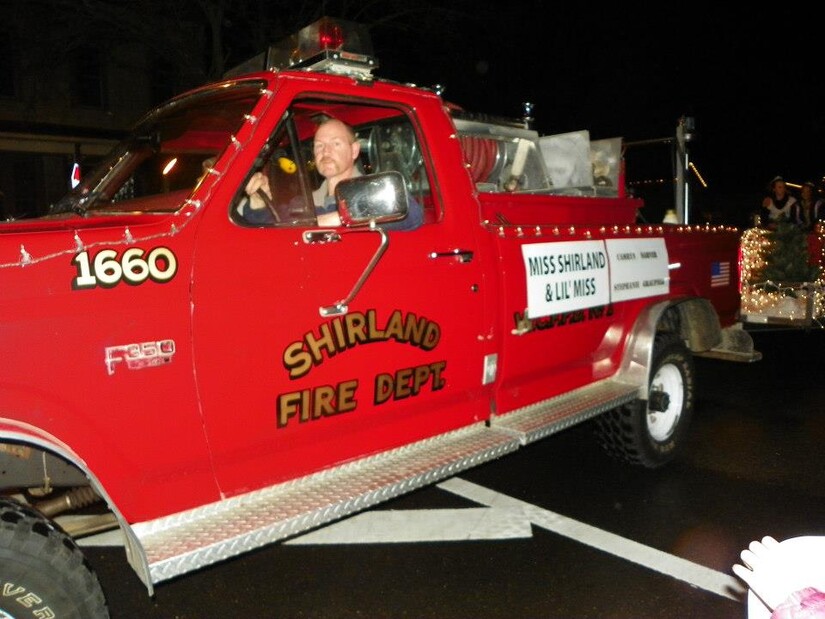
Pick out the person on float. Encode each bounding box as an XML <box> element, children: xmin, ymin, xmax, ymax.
<box><xmin>759</xmin><ymin>176</ymin><xmax>798</xmax><ymax>229</ymax></box>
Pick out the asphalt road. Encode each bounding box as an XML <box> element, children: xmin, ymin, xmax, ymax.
<box><xmin>87</xmin><ymin>327</ymin><xmax>825</xmax><ymax>619</ymax></box>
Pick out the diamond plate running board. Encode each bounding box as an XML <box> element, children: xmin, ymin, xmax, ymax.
<box><xmin>492</xmin><ymin>378</ymin><xmax>640</xmax><ymax>445</ymax></box>
<box><xmin>131</xmin><ymin>422</ymin><xmax>520</xmax><ymax>587</ymax></box>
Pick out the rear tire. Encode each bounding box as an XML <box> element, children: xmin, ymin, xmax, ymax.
<box><xmin>595</xmin><ymin>333</ymin><xmax>695</xmax><ymax>468</ymax></box>
<box><xmin>0</xmin><ymin>497</ymin><xmax>109</xmax><ymax>619</ymax></box>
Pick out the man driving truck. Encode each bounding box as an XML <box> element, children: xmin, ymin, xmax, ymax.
<box><xmin>240</xmin><ymin>117</ymin><xmax>422</xmax><ymax>230</ymax></box>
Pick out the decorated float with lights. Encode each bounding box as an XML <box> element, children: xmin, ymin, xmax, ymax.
<box><xmin>739</xmin><ymin>223</ymin><xmax>825</xmax><ymax>327</ymax></box>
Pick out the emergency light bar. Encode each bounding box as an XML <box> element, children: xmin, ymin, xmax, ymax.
<box><xmin>224</xmin><ymin>17</ymin><xmax>377</xmax><ymax>79</ymax></box>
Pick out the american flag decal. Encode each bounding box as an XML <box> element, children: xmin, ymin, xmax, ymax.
<box><xmin>711</xmin><ymin>261</ymin><xmax>730</xmax><ymax>287</ymax></box>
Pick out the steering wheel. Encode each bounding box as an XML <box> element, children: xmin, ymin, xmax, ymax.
<box><xmin>255</xmin><ymin>188</ymin><xmax>281</xmax><ymax>223</ymax></box>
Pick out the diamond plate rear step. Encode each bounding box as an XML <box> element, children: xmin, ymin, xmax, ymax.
<box><xmin>492</xmin><ymin>378</ymin><xmax>640</xmax><ymax>445</ymax></box>
<box><xmin>132</xmin><ymin>422</ymin><xmax>520</xmax><ymax>587</ymax></box>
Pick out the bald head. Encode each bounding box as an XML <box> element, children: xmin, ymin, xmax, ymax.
<box><xmin>313</xmin><ymin>119</ymin><xmax>360</xmax><ymax>193</ymax></box>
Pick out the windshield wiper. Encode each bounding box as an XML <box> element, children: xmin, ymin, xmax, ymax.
<box><xmin>49</xmin><ymin>191</ymin><xmax>102</xmax><ymax>217</ymax></box>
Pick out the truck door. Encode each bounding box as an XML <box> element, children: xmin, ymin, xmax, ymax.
<box><xmin>191</xmin><ymin>96</ymin><xmax>487</xmax><ymax>493</ymax></box>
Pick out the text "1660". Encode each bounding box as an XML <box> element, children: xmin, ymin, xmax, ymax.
<box><xmin>72</xmin><ymin>247</ymin><xmax>177</xmax><ymax>289</ymax></box>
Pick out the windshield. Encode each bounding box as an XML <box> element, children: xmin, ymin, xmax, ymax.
<box><xmin>50</xmin><ymin>81</ymin><xmax>265</xmax><ymax>216</ymax></box>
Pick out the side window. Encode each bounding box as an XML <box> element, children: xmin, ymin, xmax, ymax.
<box><xmin>233</xmin><ymin>99</ymin><xmax>435</xmax><ymax>228</ymax></box>
<box><xmin>232</xmin><ymin>113</ymin><xmax>315</xmax><ymax>226</ymax></box>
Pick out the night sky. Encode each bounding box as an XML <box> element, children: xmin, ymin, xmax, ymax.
<box><xmin>371</xmin><ymin>4</ymin><xmax>823</xmax><ymax>222</ymax></box>
<box><xmin>16</xmin><ymin>3</ymin><xmax>818</xmax><ymax>224</ymax></box>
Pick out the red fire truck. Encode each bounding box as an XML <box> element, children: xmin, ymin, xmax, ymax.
<box><xmin>0</xmin><ymin>18</ymin><xmax>759</xmax><ymax>618</ymax></box>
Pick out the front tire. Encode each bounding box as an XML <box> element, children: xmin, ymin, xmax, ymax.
<box><xmin>0</xmin><ymin>498</ymin><xmax>109</xmax><ymax>619</ymax></box>
<box><xmin>595</xmin><ymin>333</ymin><xmax>695</xmax><ymax>468</ymax></box>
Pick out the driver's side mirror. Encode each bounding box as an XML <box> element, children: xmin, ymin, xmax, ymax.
<box><xmin>335</xmin><ymin>171</ymin><xmax>408</xmax><ymax>227</ymax></box>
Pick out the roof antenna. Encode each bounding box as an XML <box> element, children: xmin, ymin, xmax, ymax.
<box><xmin>522</xmin><ymin>101</ymin><xmax>534</xmax><ymax>130</ymax></box>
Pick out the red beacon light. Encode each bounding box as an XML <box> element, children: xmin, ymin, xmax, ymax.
<box><xmin>318</xmin><ymin>19</ymin><xmax>345</xmax><ymax>50</ymax></box>
<box><xmin>224</xmin><ymin>17</ymin><xmax>377</xmax><ymax>79</ymax></box>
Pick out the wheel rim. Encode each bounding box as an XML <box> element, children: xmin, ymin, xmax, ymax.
<box><xmin>647</xmin><ymin>361</ymin><xmax>684</xmax><ymax>441</ymax></box>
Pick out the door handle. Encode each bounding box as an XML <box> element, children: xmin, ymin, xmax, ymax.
<box><xmin>429</xmin><ymin>249</ymin><xmax>474</xmax><ymax>263</ymax></box>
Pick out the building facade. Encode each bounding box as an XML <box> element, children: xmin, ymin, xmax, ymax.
<box><xmin>0</xmin><ymin>8</ymin><xmax>205</xmax><ymax>218</ymax></box>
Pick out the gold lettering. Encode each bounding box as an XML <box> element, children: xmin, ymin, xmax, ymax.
<box><xmin>345</xmin><ymin>313</ymin><xmax>367</xmax><ymax>345</ymax></box>
<box><xmin>277</xmin><ymin>381</ymin><xmax>359</xmax><ymax>427</ymax></box>
<box><xmin>413</xmin><ymin>365</ymin><xmax>431</xmax><ymax>393</ymax></box>
<box><xmin>366</xmin><ymin>309</ymin><xmax>385</xmax><ymax>341</ymax></box>
<box><xmin>337</xmin><ymin>380</ymin><xmax>358</xmax><ymax>413</ymax></box>
<box><xmin>305</xmin><ymin>323</ymin><xmax>336</xmax><ymax>364</ymax></box>
<box><xmin>313</xmin><ymin>385</ymin><xmax>337</xmax><ymax>418</ymax></box>
<box><xmin>430</xmin><ymin>360</ymin><xmax>447</xmax><ymax>390</ymax></box>
<box><xmin>374</xmin><ymin>373</ymin><xmax>394</xmax><ymax>404</ymax></box>
<box><xmin>373</xmin><ymin>361</ymin><xmax>447</xmax><ymax>404</ymax></box>
<box><xmin>394</xmin><ymin>367</ymin><xmax>413</xmax><ymax>399</ymax></box>
<box><xmin>282</xmin><ymin>310</ymin><xmax>443</xmax><ymax>378</ymax></box>
<box><xmin>331</xmin><ymin>316</ymin><xmax>347</xmax><ymax>350</ymax></box>
<box><xmin>421</xmin><ymin>323</ymin><xmax>440</xmax><ymax>350</ymax></box>
<box><xmin>277</xmin><ymin>391</ymin><xmax>302</xmax><ymax>427</ymax></box>
<box><xmin>403</xmin><ymin>312</ymin><xmax>427</xmax><ymax>344</ymax></box>
<box><xmin>283</xmin><ymin>341</ymin><xmax>312</xmax><ymax>379</ymax></box>
<box><xmin>384</xmin><ymin>310</ymin><xmax>405</xmax><ymax>341</ymax></box>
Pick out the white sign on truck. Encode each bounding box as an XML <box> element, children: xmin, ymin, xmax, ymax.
<box><xmin>521</xmin><ymin>237</ymin><xmax>668</xmax><ymax>318</ymax></box>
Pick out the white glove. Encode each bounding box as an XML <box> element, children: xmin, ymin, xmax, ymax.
<box><xmin>733</xmin><ymin>536</ymin><xmax>815</xmax><ymax>612</ymax></box>
<box><xmin>733</xmin><ymin>536</ymin><xmax>825</xmax><ymax>619</ymax></box>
